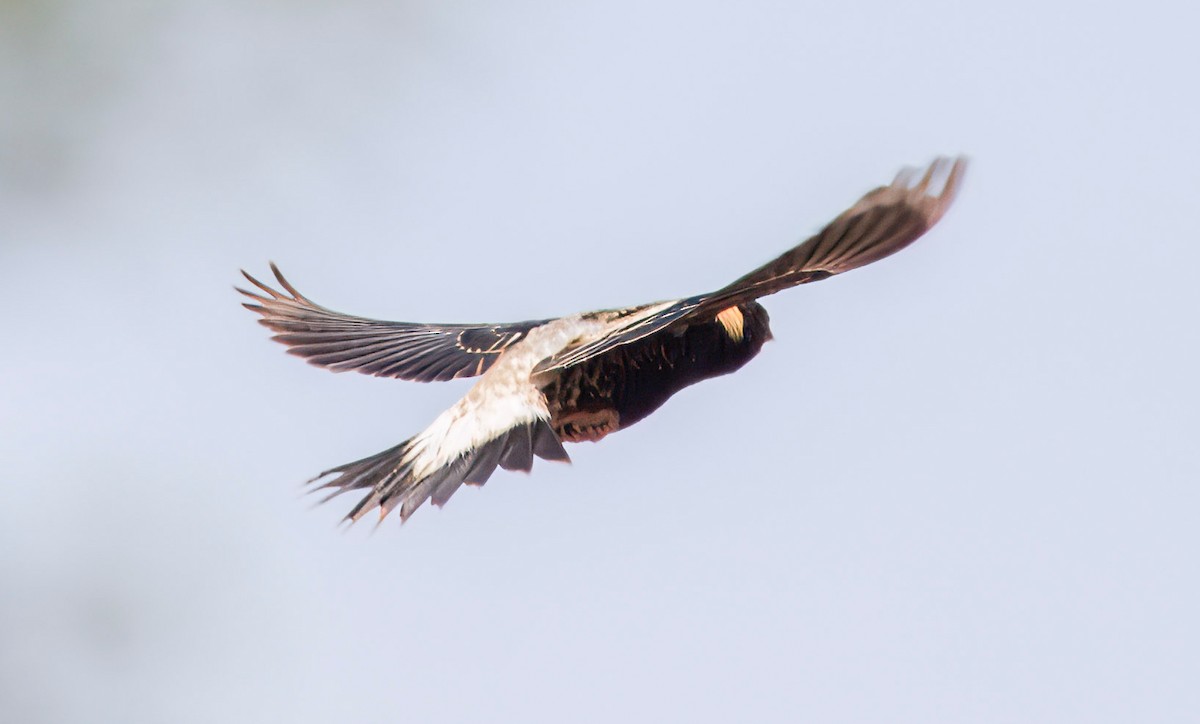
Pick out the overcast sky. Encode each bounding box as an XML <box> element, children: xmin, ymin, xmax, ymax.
<box><xmin>2</xmin><ymin>1</ymin><xmax>1198</xmax><ymax>722</ymax></box>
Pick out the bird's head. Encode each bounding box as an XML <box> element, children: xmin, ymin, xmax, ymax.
<box><xmin>716</xmin><ymin>302</ymin><xmax>772</xmax><ymax>347</ymax></box>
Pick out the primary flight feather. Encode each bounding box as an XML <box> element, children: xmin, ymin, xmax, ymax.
<box><xmin>239</xmin><ymin>156</ymin><xmax>966</xmax><ymax>524</ymax></box>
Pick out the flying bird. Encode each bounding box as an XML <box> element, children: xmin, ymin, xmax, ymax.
<box><xmin>239</xmin><ymin>156</ymin><xmax>965</xmax><ymax>524</ymax></box>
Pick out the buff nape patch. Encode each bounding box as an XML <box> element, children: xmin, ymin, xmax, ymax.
<box><xmin>715</xmin><ymin>306</ymin><xmax>744</xmax><ymax>341</ymax></box>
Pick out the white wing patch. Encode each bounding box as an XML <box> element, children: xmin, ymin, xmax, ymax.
<box><xmin>315</xmin><ymin>315</ymin><xmax>611</xmax><ymax>523</ymax></box>
<box><xmin>401</xmin><ymin>316</ymin><xmax>606</xmax><ymax>477</ymax></box>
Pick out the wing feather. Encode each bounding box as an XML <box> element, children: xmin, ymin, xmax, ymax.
<box><xmin>238</xmin><ymin>263</ymin><xmax>552</xmax><ymax>382</ymax></box>
<box><xmin>711</xmin><ymin>156</ymin><xmax>965</xmax><ymax>302</ymax></box>
<box><xmin>534</xmin><ymin>156</ymin><xmax>965</xmax><ymax>374</ymax></box>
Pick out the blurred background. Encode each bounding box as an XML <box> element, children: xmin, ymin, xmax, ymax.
<box><xmin>2</xmin><ymin>1</ymin><xmax>1197</xmax><ymax>722</ymax></box>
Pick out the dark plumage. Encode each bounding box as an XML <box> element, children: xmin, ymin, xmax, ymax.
<box><xmin>542</xmin><ymin>302</ymin><xmax>772</xmax><ymax>440</ymax></box>
<box><xmin>239</xmin><ymin>156</ymin><xmax>966</xmax><ymax>524</ymax></box>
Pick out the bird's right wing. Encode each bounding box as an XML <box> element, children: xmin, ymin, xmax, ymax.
<box><xmin>238</xmin><ymin>264</ymin><xmax>552</xmax><ymax>383</ymax></box>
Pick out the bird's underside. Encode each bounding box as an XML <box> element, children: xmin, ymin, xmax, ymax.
<box><xmin>239</xmin><ymin>156</ymin><xmax>965</xmax><ymax>525</ymax></box>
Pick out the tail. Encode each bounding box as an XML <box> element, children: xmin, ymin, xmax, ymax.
<box><xmin>310</xmin><ymin>418</ymin><xmax>571</xmax><ymax>524</ymax></box>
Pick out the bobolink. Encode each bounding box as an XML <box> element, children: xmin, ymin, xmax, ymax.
<box><xmin>240</xmin><ymin>157</ymin><xmax>965</xmax><ymax>524</ymax></box>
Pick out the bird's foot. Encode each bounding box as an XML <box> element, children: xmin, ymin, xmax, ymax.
<box><xmin>554</xmin><ymin>409</ymin><xmax>620</xmax><ymax>443</ymax></box>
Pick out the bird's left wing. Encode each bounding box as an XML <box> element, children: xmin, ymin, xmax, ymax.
<box><xmin>239</xmin><ymin>263</ymin><xmax>552</xmax><ymax>382</ymax></box>
<box><xmin>530</xmin><ymin>299</ymin><xmax>698</xmax><ymax>374</ymax></box>
<box><xmin>534</xmin><ymin>156</ymin><xmax>965</xmax><ymax>375</ymax></box>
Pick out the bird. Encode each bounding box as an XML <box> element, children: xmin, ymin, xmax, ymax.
<box><xmin>239</xmin><ymin>156</ymin><xmax>965</xmax><ymax>525</ymax></box>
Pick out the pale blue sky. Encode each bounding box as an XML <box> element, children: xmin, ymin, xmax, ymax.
<box><xmin>2</xmin><ymin>1</ymin><xmax>1198</xmax><ymax>722</ymax></box>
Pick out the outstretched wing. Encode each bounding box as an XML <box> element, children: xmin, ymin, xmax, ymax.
<box><xmin>238</xmin><ymin>263</ymin><xmax>552</xmax><ymax>383</ymax></box>
<box><xmin>531</xmin><ymin>298</ymin><xmax>700</xmax><ymax>374</ymax></box>
<box><xmin>708</xmin><ymin>155</ymin><xmax>965</xmax><ymax>304</ymax></box>
<box><xmin>535</xmin><ymin>156</ymin><xmax>965</xmax><ymax>374</ymax></box>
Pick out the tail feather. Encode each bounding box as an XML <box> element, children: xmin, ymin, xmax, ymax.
<box><xmin>532</xmin><ymin>422</ymin><xmax>570</xmax><ymax>462</ymax></box>
<box><xmin>309</xmin><ymin>419</ymin><xmax>570</xmax><ymax>524</ymax></box>
<box><xmin>430</xmin><ymin>468</ymin><xmax>469</xmax><ymax>509</ymax></box>
<box><xmin>399</xmin><ymin>458</ymin><xmax>467</xmax><ymax>521</ymax></box>
<box><xmin>498</xmin><ymin>424</ymin><xmax>534</xmax><ymax>472</ymax></box>
<box><xmin>462</xmin><ymin>437</ymin><xmax>505</xmax><ymax>486</ymax></box>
